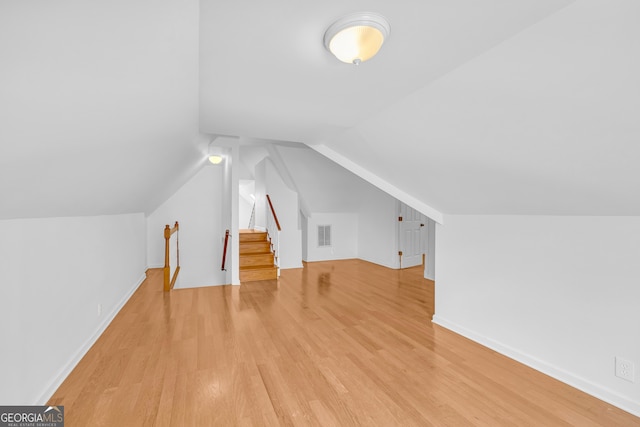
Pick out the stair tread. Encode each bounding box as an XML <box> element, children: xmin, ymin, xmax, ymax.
<box><xmin>239</xmin><ymin>230</ymin><xmax>268</xmax><ymax>241</ymax></box>
<box><xmin>240</xmin><ymin>265</ymin><xmax>276</xmax><ymax>270</ymax></box>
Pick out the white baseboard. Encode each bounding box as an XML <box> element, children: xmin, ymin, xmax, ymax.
<box><xmin>174</xmin><ymin>282</ymin><xmax>228</xmax><ymax>289</ymax></box>
<box><xmin>432</xmin><ymin>315</ymin><xmax>640</xmax><ymax>418</ymax></box>
<box><xmin>36</xmin><ymin>272</ymin><xmax>147</xmax><ymax>405</ymax></box>
<box><xmin>356</xmin><ymin>256</ymin><xmax>397</xmax><ymax>270</ymax></box>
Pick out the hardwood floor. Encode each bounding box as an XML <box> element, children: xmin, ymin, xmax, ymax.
<box><xmin>49</xmin><ymin>259</ymin><xmax>639</xmax><ymax>426</ymax></box>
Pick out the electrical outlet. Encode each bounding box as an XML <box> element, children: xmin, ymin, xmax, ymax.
<box><xmin>615</xmin><ymin>357</ymin><xmax>635</xmax><ymax>382</ymax></box>
<box><xmin>97</xmin><ymin>303</ymin><xmax>102</xmax><ymax>317</ymax></box>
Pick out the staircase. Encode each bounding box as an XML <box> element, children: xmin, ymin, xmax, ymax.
<box><xmin>239</xmin><ymin>229</ymin><xmax>277</xmax><ymax>282</ymax></box>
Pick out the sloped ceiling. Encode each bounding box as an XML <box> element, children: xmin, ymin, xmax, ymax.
<box><xmin>4</xmin><ymin>1</ymin><xmax>639</xmax><ymax>220</ymax></box>
<box><xmin>275</xmin><ymin>145</ymin><xmax>377</xmax><ymax>213</ymax></box>
<box><xmin>0</xmin><ymin>0</ymin><xmax>201</xmax><ymax>220</ymax></box>
<box><xmin>200</xmin><ymin>0</ymin><xmax>571</xmax><ymax>144</ymax></box>
<box><xmin>323</xmin><ymin>0</ymin><xmax>640</xmax><ymax>215</ymax></box>
<box><xmin>202</xmin><ymin>0</ymin><xmax>640</xmax><ymax>216</ymax></box>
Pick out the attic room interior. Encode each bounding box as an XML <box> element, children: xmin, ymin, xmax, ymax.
<box><xmin>1</xmin><ymin>0</ymin><xmax>639</xmax><ymax>425</ymax></box>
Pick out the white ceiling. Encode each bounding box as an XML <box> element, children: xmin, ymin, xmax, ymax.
<box><xmin>3</xmin><ymin>0</ymin><xmax>639</xmax><ymax>219</ymax></box>
<box><xmin>202</xmin><ymin>0</ymin><xmax>640</xmax><ymax>216</ymax></box>
<box><xmin>323</xmin><ymin>0</ymin><xmax>640</xmax><ymax>215</ymax></box>
<box><xmin>275</xmin><ymin>145</ymin><xmax>377</xmax><ymax>213</ymax></box>
<box><xmin>0</xmin><ymin>0</ymin><xmax>201</xmax><ymax>219</ymax></box>
<box><xmin>200</xmin><ymin>0</ymin><xmax>571</xmax><ymax>144</ymax></box>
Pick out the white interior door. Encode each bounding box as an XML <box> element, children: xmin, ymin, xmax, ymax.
<box><xmin>398</xmin><ymin>202</ymin><xmax>425</xmax><ymax>268</ymax></box>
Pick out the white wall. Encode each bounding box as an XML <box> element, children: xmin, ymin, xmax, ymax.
<box><xmin>239</xmin><ymin>179</ymin><xmax>255</xmax><ymax>229</ymax></box>
<box><xmin>304</xmin><ymin>213</ymin><xmax>358</xmax><ymax>262</ymax></box>
<box><xmin>434</xmin><ymin>215</ymin><xmax>640</xmax><ymax>417</ymax></box>
<box><xmin>357</xmin><ymin>186</ymin><xmax>399</xmax><ymax>269</ymax></box>
<box><xmin>424</xmin><ymin>218</ymin><xmax>436</xmax><ymax>280</ymax></box>
<box><xmin>276</xmin><ymin>145</ymin><xmax>374</xmax><ymax>214</ymax></box>
<box><xmin>228</xmin><ymin>144</ymin><xmax>240</xmax><ymax>285</ymax></box>
<box><xmin>0</xmin><ymin>213</ymin><xmax>146</xmax><ymax>405</ymax></box>
<box><xmin>147</xmin><ymin>165</ymin><xmax>227</xmax><ymax>288</ymax></box>
<box><xmin>239</xmin><ymin>196</ymin><xmax>253</xmax><ymax>229</ymax></box>
<box><xmin>256</xmin><ymin>158</ymin><xmax>303</xmax><ymax>269</ymax></box>
<box><xmin>301</xmin><ymin>214</ymin><xmax>308</xmax><ymax>261</ymax></box>
<box><xmin>254</xmin><ymin>161</ymin><xmax>266</xmax><ymax>230</ymax></box>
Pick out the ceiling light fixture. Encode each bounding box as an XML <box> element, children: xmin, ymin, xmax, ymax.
<box><xmin>208</xmin><ymin>144</ymin><xmax>224</xmax><ymax>165</ymax></box>
<box><xmin>208</xmin><ymin>154</ymin><xmax>223</xmax><ymax>165</ymax></box>
<box><xmin>323</xmin><ymin>12</ymin><xmax>390</xmax><ymax>65</ymax></box>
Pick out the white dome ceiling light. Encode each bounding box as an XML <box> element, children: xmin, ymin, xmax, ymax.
<box><xmin>323</xmin><ymin>12</ymin><xmax>391</xmax><ymax>65</ymax></box>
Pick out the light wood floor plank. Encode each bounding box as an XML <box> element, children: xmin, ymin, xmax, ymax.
<box><xmin>49</xmin><ymin>259</ymin><xmax>640</xmax><ymax>426</ymax></box>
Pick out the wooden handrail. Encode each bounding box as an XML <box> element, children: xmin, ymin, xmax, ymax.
<box><xmin>266</xmin><ymin>194</ymin><xmax>281</xmax><ymax>231</ymax></box>
<box><xmin>164</xmin><ymin>221</ymin><xmax>180</xmax><ymax>292</ymax></box>
<box><xmin>265</xmin><ymin>195</ymin><xmax>281</xmax><ymax>277</ymax></box>
<box><xmin>221</xmin><ymin>229</ymin><xmax>230</xmax><ymax>271</ymax></box>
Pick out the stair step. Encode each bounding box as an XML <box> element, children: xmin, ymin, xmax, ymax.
<box><xmin>240</xmin><ymin>241</ymin><xmax>271</xmax><ymax>254</ymax></box>
<box><xmin>239</xmin><ymin>231</ymin><xmax>268</xmax><ymax>243</ymax></box>
<box><xmin>240</xmin><ymin>265</ymin><xmax>277</xmax><ymax>282</ymax></box>
<box><xmin>240</xmin><ymin>253</ymin><xmax>275</xmax><ymax>268</ymax></box>
<box><xmin>239</xmin><ymin>230</ymin><xmax>276</xmax><ymax>282</ymax></box>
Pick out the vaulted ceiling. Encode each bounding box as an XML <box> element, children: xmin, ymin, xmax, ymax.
<box><xmin>3</xmin><ymin>0</ymin><xmax>639</xmax><ymax>220</ymax></box>
<box><xmin>1</xmin><ymin>0</ymin><xmax>201</xmax><ymax>219</ymax></box>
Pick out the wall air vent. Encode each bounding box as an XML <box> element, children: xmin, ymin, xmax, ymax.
<box><xmin>318</xmin><ymin>225</ymin><xmax>332</xmax><ymax>247</ymax></box>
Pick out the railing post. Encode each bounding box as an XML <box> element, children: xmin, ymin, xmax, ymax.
<box><xmin>265</xmin><ymin>194</ymin><xmax>282</xmax><ymax>277</ymax></box>
<box><xmin>221</xmin><ymin>229</ymin><xmax>230</xmax><ymax>271</ymax></box>
<box><xmin>164</xmin><ymin>221</ymin><xmax>180</xmax><ymax>292</ymax></box>
<box><xmin>164</xmin><ymin>225</ymin><xmax>171</xmax><ymax>291</ymax></box>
